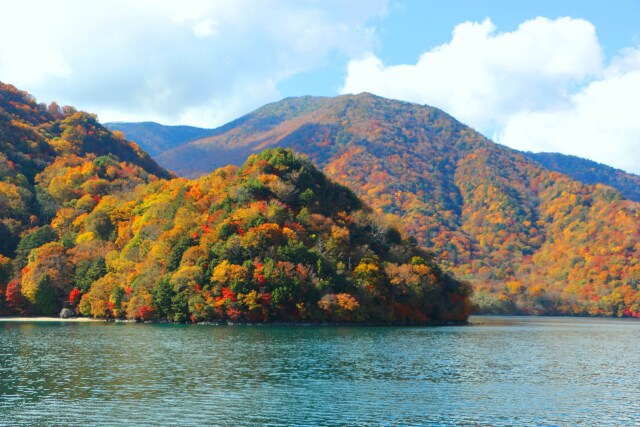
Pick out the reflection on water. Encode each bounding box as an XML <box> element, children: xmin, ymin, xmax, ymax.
<box><xmin>0</xmin><ymin>316</ymin><xmax>639</xmax><ymax>426</ymax></box>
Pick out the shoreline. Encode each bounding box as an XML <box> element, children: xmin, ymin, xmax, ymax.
<box><xmin>3</xmin><ymin>315</ymin><xmax>636</xmax><ymax>326</ymax></box>
<box><xmin>0</xmin><ymin>316</ymin><xmax>106</xmax><ymax>323</ymax></box>
<box><xmin>0</xmin><ymin>316</ymin><xmax>467</xmax><ymax>326</ymax></box>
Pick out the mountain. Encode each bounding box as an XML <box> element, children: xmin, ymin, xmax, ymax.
<box><xmin>118</xmin><ymin>93</ymin><xmax>640</xmax><ymax>316</ymax></box>
<box><xmin>522</xmin><ymin>152</ymin><xmax>640</xmax><ymax>202</ymax></box>
<box><xmin>104</xmin><ymin>122</ymin><xmax>216</xmax><ymax>156</ymax></box>
<box><xmin>0</xmin><ymin>83</ymin><xmax>470</xmax><ymax>322</ymax></box>
<box><xmin>109</xmin><ymin>107</ymin><xmax>640</xmax><ymax>205</ymax></box>
<box><xmin>0</xmin><ymin>84</ymin><xmax>169</xmax><ymax>181</ymax></box>
<box><xmin>0</xmin><ymin>82</ymin><xmax>170</xmax><ymax>260</ymax></box>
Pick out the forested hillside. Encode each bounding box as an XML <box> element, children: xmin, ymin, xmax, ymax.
<box><xmin>3</xmin><ymin>83</ymin><xmax>639</xmax><ymax>318</ymax></box>
<box><xmin>143</xmin><ymin>94</ymin><xmax>640</xmax><ymax>316</ymax></box>
<box><xmin>523</xmin><ymin>152</ymin><xmax>640</xmax><ymax>202</ymax></box>
<box><xmin>0</xmin><ymin>82</ymin><xmax>170</xmax><ymax>260</ymax></box>
<box><xmin>0</xmin><ymin>83</ymin><xmax>471</xmax><ymax>322</ymax></box>
<box><xmin>111</xmin><ymin>114</ymin><xmax>640</xmax><ymax>205</ymax></box>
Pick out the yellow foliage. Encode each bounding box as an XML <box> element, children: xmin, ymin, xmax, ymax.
<box><xmin>21</xmin><ymin>242</ymin><xmax>70</xmax><ymax>304</ymax></box>
<box><xmin>282</xmin><ymin>227</ymin><xmax>297</xmax><ymax>240</ymax></box>
<box><xmin>72</xmin><ymin>212</ymin><xmax>88</xmax><ymax>229</ymax></box>
<box><xmin>211</xmin><ymin>260</ymin><xmax>247</xmax><ymax>285</ymax></box>
<box><xmin>336</xmin><ymin>293</ymin><xmax>359</xmax><ymax>311</ymax></box>
<box><xmin>506</xmin><ymin>281</ymin><xmax>526</xmax><ymax>295</ymax></box>
<box><xmin>78</xmin><ymin>274</ymin><xmax>117</xmax><ymax>317</ymax></box>
<box><xmin>238</xmin><ymin>290</ymin><xmax>261</xmax><ymax>311</ymax></box>
<box><xmin>51</xmin><ymin>207</ymin><xmax>81</xmax><ymax>234</ymax></box>
<box><xmin>76</xmin><ymin>194</ymin><xmax>97</xmax><ymax>212</ymax></box>
<box><xmin>354</xmin><ymin>262</ymin><xmax>379</xmax><ymax>276</ymax></box>
<box><xmin>76</xmin><ymin>231</ymin><xmax>96</xmax><ymax>243</ymax></box>
<box><xmin>170</xmin><ymin>265</ymin><xmax>203</xmax><ymax>290</ymax></box>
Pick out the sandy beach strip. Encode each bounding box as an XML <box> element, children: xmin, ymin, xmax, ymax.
<box><xmin>0</xmin><ymin>316</ymin><xmax>105</xmax><ymax>322</ymax></box>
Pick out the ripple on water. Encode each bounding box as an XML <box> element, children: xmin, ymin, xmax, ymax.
<box><xmin>0</xmin><ymin>317</ymin><xmax>639</xmax><ymax>426</ymax></box>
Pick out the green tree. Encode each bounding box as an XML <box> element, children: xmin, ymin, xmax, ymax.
<box><xmin>74</xmin><ymin>258</ymin><xmax>107</xmax><ymax>292</ymax></box>
<box><xmin>14</xmin><ymin>226</ymin><xmax>57</xmax><ymax>269</ymax></box>
<box><xmin>152</xmin><ymin>276</ymin><xmax>174</xmax><ymax>320</ymax></box>
<box><xmin>33</xmin><ymin>275</ymin><xmax>57</xmax><ymax>315</ymax></box>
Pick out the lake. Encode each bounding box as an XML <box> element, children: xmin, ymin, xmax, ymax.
<box><xmin>0</xmin><ymin>316</ymin><xmax>638</xmax><ymax>426</ymax></box>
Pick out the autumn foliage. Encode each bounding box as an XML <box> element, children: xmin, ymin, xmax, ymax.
<box><xmin>0</xmin><ymin>82</ymin><xmax>471</xmax><ymax>323</ymax></box>
<box><xmin>2</xmin><ymin>83</ymin><xmax>638</xmax><ymax>319</ymax></box>
<box><xmin>147</xmin><ymin>93</ymin><xmax>640</xmax><ymax>317</ymax></box>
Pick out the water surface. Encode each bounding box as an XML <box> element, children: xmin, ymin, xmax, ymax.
<box><xmin>0</xmin><ymin>316</ymin><xmax>638</xmax><ymax>426</ymax></box>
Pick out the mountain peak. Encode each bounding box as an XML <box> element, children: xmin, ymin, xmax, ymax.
<box><xmin>131</xmin><ymin>93</ymin><xmax>640</xmax><ymax>317</ymax></box>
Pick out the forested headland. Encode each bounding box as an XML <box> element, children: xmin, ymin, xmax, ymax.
<box><xmin>0</xmin><ymin>82</ymin><xmax>471</xmax><ymax>323</ymax></box>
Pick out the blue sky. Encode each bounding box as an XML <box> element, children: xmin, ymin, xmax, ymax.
<box><xmin>1</xmin><ymin>0</ymin><xmax>639</xmax><ymax>172</ymax></box>
<box><xmin>281</xmin><ymin>0</ymin><xmax>640</xmax><ymax>97</ymax></box>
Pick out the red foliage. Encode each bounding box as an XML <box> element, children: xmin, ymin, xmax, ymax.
<box><xmin>105</xmin><ymin>300</ymin><xmax>115</xmax><ymax>316</ymax></box>
<box><xmin>221</xmin><ymin>287</ymin><xmax>236</xmax><ymax>301</ymax></box>
<box><xmin>296</xmin><ymin>263</ymin><xmax>307</xmax><ymax>277</ymax></box>
<box><xmin>69</xmin><ymin>288</ymin><xmax>82</xmax><ymax>306</ymax></box>
<box><xmin>261</xmin><ymin>292</ymin><xmax>271</xmax><ymax>305</ymax></box>
<box><xmin>5</xmin><ymin>279</ymin><xmax>22</xmax><ymax>311</ymax></box>
<box><xmin>137</xmin><ymin>305</ymin><xmax>154</xmax><ymax>321</ymax></box>
<box><xmin>226</xmin><ymin>307</ymin><xmax>241</xmax><ymax>320</ymax></box>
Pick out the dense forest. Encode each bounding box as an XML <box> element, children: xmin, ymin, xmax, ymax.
<box><xmin>0</xmin><ymin>82</ymin><xmax>471</xmax><ymax>323</ymax></box>
<box><xmin>136</xmin><ymin>93</ymin><xmax>640</xmax><ymax>317</ymax></box>
<box><xmin>523</xmin><ymin>152</ymin><xmax>640</xmax><ymax>202</ymax></box>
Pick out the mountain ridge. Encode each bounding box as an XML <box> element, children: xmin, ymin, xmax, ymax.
<box><xmin>106</xmin><ymin>94</ymin><xmax>640</xmax><ymax>197</ymax></box>
<box><xmin>104</xmin><ymin>93</ymin><xmax>640</xmax><ymax>316</ymax></box>
<box><xmin>105</xmin><ymin>121</ymin><xmax>216</xmax><ymax>156</ymax></box>
<box><xmin>522</xmin><ymin>151</ymin><xmax>640</xmax><ymax>202</ymax></box>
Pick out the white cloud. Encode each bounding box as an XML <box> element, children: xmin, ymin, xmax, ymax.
<box><xmin>192</xmin><ymin>19</ymin><xmax>219</xmax><ymax>39</ymax></box>
<box><xmin>495</xmin><ymin>53</ymin><xmax>640</xmax><ymax>173</ymax></box>
<box><xmin>342</xmin><ymin>18</ymin><xmax>602</xmax><ymax>129</ymax></box>
<box><xmin>341</xmin><ymin>17</ymin><xmax>640</xmax><ymax>174</ymax></box>
<box><xmin>0</xmin><ymin>0</ymin><xmax>386</xmax><ymax>126</ymax></box>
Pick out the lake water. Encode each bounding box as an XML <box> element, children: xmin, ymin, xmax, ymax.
<box><xmin>0</xmin><ymin>316</ymin><xmax>638</xmax><ymax>426</ymax></box>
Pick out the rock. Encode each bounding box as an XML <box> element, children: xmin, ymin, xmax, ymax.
<box><xmin>59</xmin><ymin>308</ymin><xmax>73</xmax><ymax>319</ymax></box>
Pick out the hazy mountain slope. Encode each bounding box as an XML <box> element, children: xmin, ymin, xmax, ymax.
<box><xmin>523</xmin><ymin>152</ymin><xmax>640</xmax><ymax>202</ymax></box>
<box><xmin>104</xmin><ymin>122</ymin><xmax>216</xmax><ymax>156</ymax></box>
<box><xmin>152</xmin><ymin>94</ymin><xmax>640</xmax><ymax>315</ymax></box>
